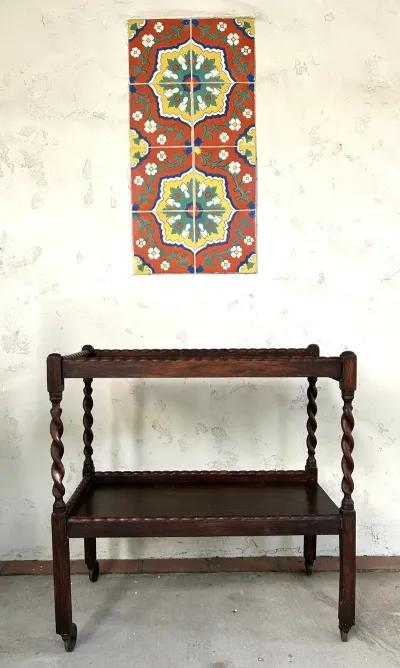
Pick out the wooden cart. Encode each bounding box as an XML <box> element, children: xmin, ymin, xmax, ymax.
<box><xmin>47</xmin><ymin>344</ymin><xmax>357</xmax><ymax>651</ymax></box>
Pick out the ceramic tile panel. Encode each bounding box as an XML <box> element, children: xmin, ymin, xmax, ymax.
<box><xmin>129</xmin><ymin>17</ymin><xmax>256</xmax><ymax>274</ymax></box>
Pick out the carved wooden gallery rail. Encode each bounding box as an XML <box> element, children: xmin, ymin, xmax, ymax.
<box><xmin>47</xmin><ymin>345</ymin><xmax>357</xmax><ymax>651</ymax></box>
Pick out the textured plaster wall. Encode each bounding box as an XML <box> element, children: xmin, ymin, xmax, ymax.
<box><xmin>1</xmin><ymin>0</ymin><xmax>400</xmax><ymax>561</ymax></box>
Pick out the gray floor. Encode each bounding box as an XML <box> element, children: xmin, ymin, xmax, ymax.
<box><xmin>0</xmin><ymin>572</ymin><xmax>399</xmax><ymax>667</ymax></box>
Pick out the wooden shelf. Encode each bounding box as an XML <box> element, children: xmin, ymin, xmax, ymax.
<box><xmin>66</xmin><ymin>471</ymin><xmax>341</xmax><ymax>539</ymax></box>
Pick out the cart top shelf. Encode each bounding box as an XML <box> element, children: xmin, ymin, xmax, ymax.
<box><xmin>47</xmin><ymin>345</ymin><xmax>356</xmax><ymax>383</ymax></box>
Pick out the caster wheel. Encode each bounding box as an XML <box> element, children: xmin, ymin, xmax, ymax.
<box><xmin>89</xmin><ymin>561</ymin><xmax>99</xmax><ymax>582</ymax></box>
<box><xmin>63</xmin><ymin>623</ymin><xmax>77</xmax><ymax>652</ymax></box>
<box><xmin>305</xmin><ymin>562</ymin><xmax>313</xmax><ymax>576</ymax></box>
<box><xmin>340</xmin><ymin>629</ymin><xmax>348</xmax><ymax>642</ymax></box>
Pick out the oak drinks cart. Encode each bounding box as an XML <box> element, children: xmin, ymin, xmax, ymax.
<box><xmin>47</xmin><ymin>344</ymin><xmax>357</xmax><ymax>651</ymax></box>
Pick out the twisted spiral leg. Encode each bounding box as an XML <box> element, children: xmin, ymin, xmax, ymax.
<box><xmin>341</xmin><ymin>392</ymin><xmax>355</xmax><ymax>511</ymax></box>
<box><xmin>82</xmin><ymin>378</ymin><xmax>94</xmax><ymax>477</ymax></box>
<box><xmin>50</xmin><ymin>396</ymin><xmax>65</xmax><ymax>512</ymax></box>
<box><xmin>305</xmin><ymin>377</ymin><xmax>318</xmax><ymax>471</ymax></box>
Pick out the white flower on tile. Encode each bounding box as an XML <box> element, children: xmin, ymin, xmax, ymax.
<box><xmin>142</xmin><ymin>34</ymin><xmax>155</xmax><ymax>48</ymax></box>
<box><xmin>148</xmin><ymin>246</ymin><xmax>160</xmax><ymax>259</ymax></box>
<box><xmin>144</xmin><ymin>119</ymin><xmax>157</xmax><ymax>133</ymax></box>
<box><xmin>221</xmin><ymin>259</ymin><xmax>231</xmax><ymax>270</ymax></box>
<box><xmin>136</xmin><ymin>237</ymin><xmax>146</xmax><ymax>247</ymax></box>
<box><xmin>227</xmin><ymin>32</ymin><xmax>239</xmax><ymax>46</ymax></box>
<box><xmin>145</xmin><ymin>162</ymin><xmax>158</xmax><ymax>176</ymax></box>
<box><xmin>132</xmin><ymin>110</ymin><xmax>143</xmax><ymax>121</ymax></box>
<box><xmin>206</xmin><ymin>85</ymin><xmax>221</xmax><ymax>97</ymax></box>
<box><xmin>243</xmin><ymin>108</ymin><xmax>253</xmax><ymax>118</ymax></box>
<box><xmin>165</xmin><ymin>88</ymin><xmax>180</xmax><ymax>99</ymax></box>
<box><xmin>229</xmin><ymin>117</ymin><xmax>241</xmax><ymax>131</ymax></box>
<box><xmin>156</xmin><ymin>134</ymin><xmax>167</xmax><ymax>145</ymax></box>
<box><xmin>160</xmin><ymin>260</ymin><xmax>170</xmax><ymax>271</ymax></box>
<box><xmin>163</xmin><ymin>69</ymin><xmax>179</xmax><ymax>80</ymax></box>
<box><xmin>241</xmin><ymin>45</ymin><xmax>251</xmax><ymax>55</ymax></box>
<box><xmin>181</xmin><ymin>223</ymin><xmax>192</xmax><ymax>238</ymax></box>
<box><xmin>131</xmin><ymin>47</ymin><xmax>141</xmax><ymax>58</ymax></box>
<box><xmin>242</xmin><ymin>173</ymin><xmax>253</xmax><ymax>183</ymax></box>
<box><xmin>178</xmin><ymin>55</ymin><xmax>188</xmax><ymax>70</ymax></box>
<box><xmin>178</xmin><ymin>96</ymin><xmax>189</xmax><ymax>112</ymax></box>
<box><xmin>217</xmin><ymin>21</ymin><xmax>227</xmax><ymax>32</ymax></box>
<box><xmin>230</xmin><ymin>245</ymin><xmax>242</xmax><ymax>258</ymax></box>
<box><xmin>166</xmin><ymin>197</ymin><xmax>182</xmax><ymax>208</ymax></box>
<box><xmin>207</xmin><ymin>197</ymin><xmax>221</xmax><ymax>208</ymax></box>
<box><xmin>198</xmin><ymin>223</ymin><xmax>208</xmax><ymax>238</ymax></box>
<box><xmin>219</xmin><ymin>132</ymin><xmax>229</xmax><ymax>143</ymax></box>
<box><xmin>244</xmin><ymin>235</ymin><xmax>254</xmax><ymax>245</ymax></box>
<box><xmin>179</xmin><ymin>183</ymin><xmax>191</xmax><ymax>199</ymax></box>
<box><xmin>204</xmin><ymin>68</ymin><xmax>219</xmax><ymax>80</ymax></box>
<box><xmin>228</xmin><ymin>161</ymin><xmax>241</xmax><ymax>174</ymax></box>
<box><xmin>133</xmin><ymin>175</ymin><xmax>144</xmax><ymax>185</ymax></box>
<box><xmin>157</xmin><ymin>150</ymin><xmax>167</xmax><ymax>161</ymax></box>
<box><xmin>154</xmin><ymin>21</ymin><xmax>164</xmax><ymax>33</ymax></box>
<box><xmin>167</xmin><ymin>214</ymin><xmax>182</xmax><ymax>223</ymax></box>
<box><xmin>219</xmin><ymin>149</ymin><xmax>229</xmax><ymax>160</ymax></box>
<box><xmin>197</xmin><ymin>95</ymin><xmax>206</xmax><ymax>111</ymax></box>
<box><xmin>195</xmin><ymin>54</ymin><xmax>205</xmax><ymax>70</ymax></box>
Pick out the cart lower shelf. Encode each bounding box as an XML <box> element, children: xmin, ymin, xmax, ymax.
<box><xmin>66</xmin><ymin>471</ymin><xmax>342</xmax><ymax>538</ymax></box>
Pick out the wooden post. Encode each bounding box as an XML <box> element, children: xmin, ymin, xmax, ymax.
<box><xmin>338</xmin><ymin>351</ymin><xmax>357</xmax><ymax>641</ymax></box>
<box><xmin>81</xmin><ymin>345</ymin><xmax>99</xmax><ymax>581</ymax></box>
<box><xmin>304</xmin><ymin>344</ymin><xmax>319</xmax><ymax>574</ymax></box>
<box><xmin>82</xmin><ymin>376</ymin><xmax>94</xmax><ymax>477</ymax></box>
<box><xmin>48</xmin><ymin>354</ymin><xmax>76</xmax><ymax>650</ymax></box>
<box><xmin>48</xmin><ymin>354</ymin><xmax>65</xmax><ymax>513</ymax></box>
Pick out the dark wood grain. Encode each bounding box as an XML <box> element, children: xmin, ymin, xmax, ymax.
<box><xmin>63</xmin><ymin>354</ymin><xmax>341</xmax><ymax>379</ymax></box>
<box><xmin>73</xmin><ymin>479</ymin><xmax>339</xmax><ymax>520</ymax></box>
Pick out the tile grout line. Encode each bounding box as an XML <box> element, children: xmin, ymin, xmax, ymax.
<box><xmin>189</xmin><ymin>18</ymin><xmax>196</xmax><ymax>272</ymax></box>
<box><xmin>137</xmin><ymin>209</ymin><xmax>256</xmax><ymax>213</ymax></box>
<box><xmin>133</xmin><ymin>81</ymin><xmax>255</xmax><ymax>85</ymax></box>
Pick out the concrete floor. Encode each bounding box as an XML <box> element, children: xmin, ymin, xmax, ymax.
<box><xmin>0</xmin><ymin>572</ymin><xmax>399</xmax><ymax>667</ymax></box>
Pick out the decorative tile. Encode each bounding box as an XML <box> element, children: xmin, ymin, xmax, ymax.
<box><xmin>129</xmin><ymin>19</ymin><xmax>191</xmax><ymax>84</ymax></box>
<box><xmin>191</xmin><ymin>18</ymin><xmax>255</xmax><ymax>83</ymax></box>
<box><xmin>195</xmin><ymin>146</ymin><xmax>256</xmax><ymax>210</ymax></box>
<box><xmin>133</xmin><ymin>212</ymin><xmax>195</xmax><ymax>274</ymax></box>
<box><xmin>129</xmin><ymin>17</ymin><xmax>256</xmax><ymax>274</ymax></box>
<box><xmin>130</xmin><ymin>147</ymin><xmax>193</xmax><ymax>211</ymax></box>
<box><xmin>193</xmin><ymin>83</ymin><xmax>255</xmax><ymax>146</ymax></box>
<box><xmin>195</xmin><ymin>210</ymin><xmax>256</xmax><ymax>273</ymax></box>
<box><xmin>130</xmin><ymin>86</ymin><xmax>192</xmax><ymax>146</ymax></box>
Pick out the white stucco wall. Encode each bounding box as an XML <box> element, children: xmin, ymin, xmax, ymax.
<box><xmin>1</xmin><ymin>0</ymin><xmax>400</xmax><ymax>561</ymax></box>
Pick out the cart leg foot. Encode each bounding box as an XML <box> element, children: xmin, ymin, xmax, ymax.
<box><xmin>85</xmin><ymin>537</ymin><xmax>99</xmax><ymax>582</ymax></box>
<box><xmin>304</xmin><ymin>535</ymin><xmax>317</xmax><ymax>576</ymax></box>
<box><xmin>62</xmin><ymin>622</ymin><xmax>77</xmax><ymax>652</ymax></box>
<box><xmin>52</xmin><ymin>514</ymin><xmax>75</xmax><ymax>650</ymax></box>
<box><xmin>338</xmin><ymin>511</ymin><xmax>356</xmax><ymax>641</ymax></box>
<box><xmin>89</xmin><ymin>561</ymin><xmax>100</xmax><ymax>582</ymax></box>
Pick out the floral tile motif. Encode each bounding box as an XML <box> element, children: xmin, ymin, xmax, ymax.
<box><xmin>191</xmin><ymin>18</ymin><xmax>255</xmax><ymax>83</ymax></box>
<box><xmin>194</xmin><ymin>83</ymin><xmax>255</xmax><ymax>146</ymax></box>
<box><xmin>195</xmin><ymin>210</ymin><xmax>256</xmax><ymax>273</ymax></box>
<box><xmin>129</xmin><ymin>17</ymin><xmax>256</xmax><ymax>274</ymax></box>
<box><xmin>133</xmin><ymin>212</ymin><xmax>195</xmax><ymax>274</ymax></box>
<box><xmin>131</xmin><ymin>147</ymin><xmax>193</xmax><ymax>211</ymax></box>
<box><xmin>195</xmin><ymin>146</ymin><xmax>255</xmax><ymax>210</ymax></box>
<box><xmin>129</xmin><ymin>19</ymin><xmax>191</xmax><ymax>84</ymax></box>
<box><xmin>130</xmin><ymin>85</ymin><xmax>192</xmax><ymax>146</ymax></box>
